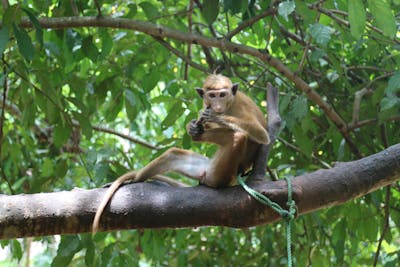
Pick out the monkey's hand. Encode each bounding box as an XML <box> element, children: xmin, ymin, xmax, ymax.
<box><xmin>200</xmin><ymin>108</ymin><xmax>220</xmax><ymax>123</ymax></box>
<box><xmin>200</xmin><ymin>108</ymin><xmax>227</xmax><ymax>131</ymax></box>
<box><xmin>188</xmin><ymin>119</ymin><xmax>204</xmax><ymax>138</ymax></box>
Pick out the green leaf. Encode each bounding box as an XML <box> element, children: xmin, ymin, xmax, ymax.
<box><xmin>100</xmin><ymin>29</ymin><xmax>113</xmax><ymax>59</ymax></box>
<box><xmin>385</xmin><ymin>72</ymin><xmax>400</xmax><ymax>94</ymax></box>
<box><xmin>94</xmin><ymin>162</ymin><xmax>109</xmax><ymax>182</ymax></box>
<box><xmin>125</xmin><ymin>3</ymin><xmax>138</xmax><ymax>18</ymax></box>
<box><xmin>12</xmin><ymin>24</ymin><xmax>35</xmax><ymax>61</ymax></box>
<box><xmin>84</xmin><ymin>240</ymin><xmax>95</xmax><ymax>266</ymax></box>
<box><xmin>139</xmin><ymin>2</ymin><xmax>160</xmax><ymax>20</ymax></box>
<box><xmin>22</xmin><ymin>8</ymin><xmax>43</xmax><ymax>46</ymax></box>
<box><xmin>202</xmin><ymin>0</ymin><xmax>219</xmax><ymax>25</ymax></box>
<box><xmin>104</xmin><ymin>92</ymin><xmax>123</xmax><ymax>121</ymax></box>
<box><xmin>309</xmin><ymin>23</ymin><xmax>332</xmax><ymax>47</ymax></box>
<box><xmin>278</xmin><ymin>0</ymin><xmax>296</xmax><ymax>21</ymax></box>
<box><xmin>125</xmin><ymin>89</ymin><xmax>140</xmax><ymax>121</ymax></box>
<box><xmin>10</xmin><ymin>240</ymin><xmax>22</xmax><ymax>261</ymax></box>
<box><xmin>53</xmin><ymin>123</ymin><xmax>72</xmax><ymax>148</ymax></box>
<box><xmin>82</xmin><ymin>35</ymin><xmax>99</xmax><ymax>62</ymax></box>
<box><xmin>380</xmin><ymin>97</ymin><xmax>399</xmax><ymax>111</ymax></box>
<box><xmin>293</xmin><ymin>125</ymin><xmax>312</xmax><ymax>157</ymax></box>
<box><xmin>0</xmin><ymin>25</ymin><xmax>10</xmax><ymax>55</ymax></box>
<box><xmin>162</xmin><ymin>102</ymin><xmax>185</xmax><ymax>129</ymax></box>
<box><xmin>86</xmin><ymin>149</ymin><xmax>98</xmax><ymax>166</ymax></box>
<box><xmin>51</xmin><ymin>236</ymin><xmax>81</xmax><ymax>267</ymax></box>
<box><xmin>3</xmin><ymin>5</ymin><xmax>22</xmax><ymax>26</ymax></box>
<box><xmin>41</xmin><ymin>158</ymin><xmax>54</xmax><ymax>177</ymax></box>
<box><xmin>332</xmin><ymin>219</ymin><xmax>346</xmax><ymax>263</ymax></box>
<box><xmin>223</xmin><ymin>0</ymin><xmax>247</xmax><ymax>14</ymax></box>
<box><xmin>143</xmin><ymin>71</ymin><xmax>160</xmax><ymax>92</ymax></box>
<box><xmin>337</xmin><ymin>138</ymin><xmax>346</xmax><ymax>161</ymax></box>
<box><xmin>73</xmin><ymin>111</ymin><xmax>92</xmax><ymax>139</ymax></box>
<box><xmin>125</xmin><ymin>89</ymin><xmax>137</xmax><ymax>107</ymax></box>
<box><xmin>368</xmin><ymin>0</ymin><xmax>396</xmax><ymax>37</ymax></box>
<box><xmin>54</xmin><ymin>159</ymin><xmax>68</xmax><ymax>178</ymax></box>
<box><xmin>348</xmin><ymin>0</ymin><xmax>366</xmax><ymax>38</ymax></box>
<box><xmin>291</xmin><ymin>96</ymin><xmax>308</xmax><ymax>120</ymax></box>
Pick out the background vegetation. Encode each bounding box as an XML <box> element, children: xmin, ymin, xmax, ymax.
<box><xmin>0</xmin><ymin>0</ymin><xmax>399</xmax><ymax>266</ymax></box>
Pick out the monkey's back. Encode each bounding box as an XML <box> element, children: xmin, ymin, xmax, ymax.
<box><xmin>229</xmin><ymin>91</ymin><xmax>268</xmax><ymax>175</ymax></box>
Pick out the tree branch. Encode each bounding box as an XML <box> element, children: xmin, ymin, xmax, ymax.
<box><xmin>350</xmin><ymin>88</ymin><xmax>372</xmax><ymax>126</ymax></box>
<box><xmin>152</xmin><ymin>37</ymin><xmax>209</xmax><ymax>74</ymax></box>
<box><xmin>16</xmin><ymin>16</ymin><xmax>360</xmax><ymax>156</ymax></box>
<box><xmin>250</xmin><ymin>83</ymin><xmax>281</xmax><ymax>179</ymax></box>
<box><xmin>0</xmin><ymin>143</ymin><xmax>399</xmax><ymax>239</ymax></box>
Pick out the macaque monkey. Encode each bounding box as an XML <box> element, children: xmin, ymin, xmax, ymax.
<box><xmin>92</xmin><ymin>74</ymin><xmax>269</xmax><ymax>233</ymax></box>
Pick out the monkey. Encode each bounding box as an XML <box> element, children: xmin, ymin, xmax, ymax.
<box><xmin>92</xmin><ymin>74</ymin><xmax>269</xmax><ymax>233</ymax></box>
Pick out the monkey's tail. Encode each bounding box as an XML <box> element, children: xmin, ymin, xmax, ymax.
<box><xmin>92</xmin><ymin>171</ymin><xmax>137</xmax><ymax>234</ymax></box>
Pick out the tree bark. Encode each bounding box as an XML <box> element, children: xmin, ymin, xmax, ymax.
<box><xmin>1</xmin><ymin>143</ymin><xmax>399</xmax><ymax>239</ymax></box>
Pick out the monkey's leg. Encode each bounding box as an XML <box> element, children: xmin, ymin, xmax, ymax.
<box><xmin>135</xmin><ymin>147</ymin><xmax>210</xmax><ymax>182</ymax></box>
<box><xmin>93</xmin><ymin>148</ymin><xmax>209</xmax><ymax>233</ymax></box>
<box><xmin>204</xmin><ymin>131</ymin><xmax>248</xmax><ymax>187</ymax></box>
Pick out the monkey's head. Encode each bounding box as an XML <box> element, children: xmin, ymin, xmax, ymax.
<box><xmin>196</xmin><ymin>74</ymin><xmax>238</xmax><ymax>113</ymax></box>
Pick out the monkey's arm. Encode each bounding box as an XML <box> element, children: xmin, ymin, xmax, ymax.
<box><xmin>220</xmin><ymin>115</ymin><xmax>270</xmax><ymax>144</ymax></box>
<box><xmin>186</xmin><ymin>119</ymin><xmax>239</xmax><ymax>147</ymax></box>
<box><xmin>200</xmin><ymin>109</ymin><xmax>270</xmax><ymax>145</ymax></box>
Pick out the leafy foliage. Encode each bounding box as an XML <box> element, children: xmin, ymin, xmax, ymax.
<box><xmin>0</xmin><ymin>0</ymin><xmax>399</xmax><ymax>266</ymax></box>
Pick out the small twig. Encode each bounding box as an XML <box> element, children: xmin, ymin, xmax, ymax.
<box><xmin>226</xmin><ymin>8</ymin><xmax>276</xmax><ymax>40</ymax></box>
<box><xmin>94</xmin><ymin>0</ymin><xmax>102</xmax><ymax>17</ymax></box>
<box><xmin>350</xmin><ymin>88</ymin><xmax>372</xmax><ymax>126</ymax></box>
<box><xmin>278</xmin><ymin>137</ymin><xmax>331</xmax><ymax>168</ymax></box>
<box><xmin>153</xmin><ymin>37</ymin><xmax>209</xmax><ymax>74</ymax></box>
<box><xmin>308</xmin><ymin>4</ymin><xmax>400</xmax><ymax>44</ymax></box>
<box><xmin>0</xmin><ymin>96</ymin><xmax>161</xmax><ymax>151</ymax></box>
<box><xmin>184</xmin><ymin>0</ymin><xmax>194</xmax><ymax>80</ymax></box>
<box><xmin>71</xmin><ymin>121</ymin><xmax>162</xmax><ymax>151</ymax></box>
<box><xmin>380</xmin><ymin>124</ymin><xmax>389</xmax><ymax>149</ymax></box>
<box><xmin>0</xmin><ymin>60</ymin><xmax>14</xmax><ymax>194</ymax></box>
<box><xmin>297</xmin><ymin>3</ymin><xmax>323</xmax><ymax>74</ymax></box>
<box><xmin>297</xmin><ymin>37</ymin><xmax>311</xmax><ymax>74</ymax></box>
<box><xmin>70</xmin><ymin>0</ymin><xmax>79</xmax><ymax>16</ymax></box>
<box><xmin>373</xmin><ymin>186</ymin><xmax>391</xmax><ymax>267</ymax></box>
<box><xmin>2</xmin><ymin>0</ymin><xmax>9</xmax><ymax>9</ymax></box>
<box><xmin>346</xmin><ymin>66</ymin><xmax>391</xmax><ymax>73</ymax></box>
<box><xmin>264</xmin><ymin>15</ymin><xmax>274</xmax><ymax>50</ymax></box>
<box><xmin>348</xmin><ymin>116</ymin><xmax>400</xmax><ymax>131</ymax></box>
<box><xmin>0</xmin><ymin>56</ymin><xmax>8</xmax><ymax>163</ymax></box>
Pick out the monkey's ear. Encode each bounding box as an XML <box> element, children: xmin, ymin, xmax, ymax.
<box><xmin>196</xmin><ymin>88</ymin><xmax>204</xmax><ymax>98</ymax></box>
<box><xmin>231</xmin><ymin>83</ymin><xmax>239</xmax><ymax>95</ymax></box>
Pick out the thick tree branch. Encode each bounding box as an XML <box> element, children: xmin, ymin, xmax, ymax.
<box><xmin>16</xmin><ymin>16</ymin><xmax>360</xmax><ymax>156</ymax></box>
<box><xmin>0</xmin><ymin>143</ymin><xmax>399</xmax><ymax>239</ymax></box>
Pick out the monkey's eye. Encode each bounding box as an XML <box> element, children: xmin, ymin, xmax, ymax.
<box><xmin>209</xmin><ymin>93</ymin><xmax>216</xmax><ymax>98</ymax></box>
<box><xmin>220</xmin><ymin>93</ymin><xmax>226</xmax><ymax>97</ymax></box>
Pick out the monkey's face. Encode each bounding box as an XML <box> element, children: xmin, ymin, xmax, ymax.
<box><xmin>196</xmin><ymin>74</ymin><xmax>239</xmax><ymax>113</ymax></box>
<box><xmin>203</xmin><ymin>88</ymin><xmax>234</xmax><ymax>113</ymax></box>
